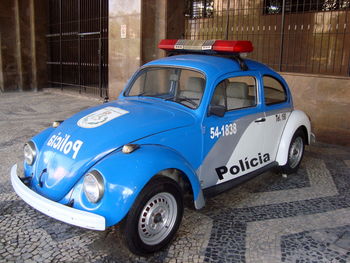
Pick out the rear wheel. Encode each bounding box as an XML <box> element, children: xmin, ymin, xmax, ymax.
<box><xmin>280</xmin><ymin>129</ymin><xmax>305</xmax><ymax>174</ymax></box>
<box><xmin>122</xmin><ymin>177</ymin><xmax>184</xmax><ymax>255</ymax></box>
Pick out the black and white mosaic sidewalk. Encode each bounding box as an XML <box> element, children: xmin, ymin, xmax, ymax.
<box><xmin>1</xmin><ymin>92</ymin><xmax>349</xmax><ymax>262</ymax></box>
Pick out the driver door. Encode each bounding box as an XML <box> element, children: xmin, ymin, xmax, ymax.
<box><xmin>199</xmin><ymin>74</ymin><xmax>267</xmax><ymax>189</ymax></box>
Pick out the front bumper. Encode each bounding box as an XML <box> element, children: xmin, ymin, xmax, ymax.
<box><xmin>10</xmin><ymin>164</ymin><xmax>106</xmax><ymax>231</ymax></box>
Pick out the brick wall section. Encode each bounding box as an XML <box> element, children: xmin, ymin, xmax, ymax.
<box><xmin>281</xmin><ymin>73</ymin><xmax>350</xmax><ymax>146</ymax></box>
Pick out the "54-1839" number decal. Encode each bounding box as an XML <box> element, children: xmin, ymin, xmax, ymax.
<box><xmin>210</xmin><ymin>123</ymin><xmax>237</xmax><ymax>139</ymax></box>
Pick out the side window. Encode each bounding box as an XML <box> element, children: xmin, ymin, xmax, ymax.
<box><xmin>263</xmin><ymin>76</ymin><xmax>287</xmax><ymax>105</ymax></box>
<box><xmin>210</xmin><ymin>76</ymin><xmax>257</xmax><ymax>111</ymax></box>
<box><xmin>226</xmin><ymin>76</ymin><xmax>256</xmax><ymax>111</ymax></box>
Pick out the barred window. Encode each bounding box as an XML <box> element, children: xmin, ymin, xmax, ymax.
<box><xmin>264</xmin><ymin>0</ymin><xmax>350</xmax><ymax>14</ymax></box>
<box><xmin>186</xmin><ymin>0</ymin><xmax>214</xmax><ymax>19</ymax></box>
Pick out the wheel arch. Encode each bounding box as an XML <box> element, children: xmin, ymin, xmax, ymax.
<box><xmin>157</xmin><ymin>168</ymin><xmax>192</xmax><ymax>195</ymax></box>
<box><xmin>275</xmin><ymin>110</ymin><xmax>311</xmax><ymax>166</ymax></box>
<box><xmin>82</xmin><ymin>144</ymin><xmax>205</xmax><ymax>227</ymax></box>
<box><xmin>155</xmin><ymin>167</ymin><xmax>202</xmax><ymax>209</ymax></box>
<box><xmin>298</xmin><ymin>125</ymin><xmax>309</xmax><ymax>145</ymax></box>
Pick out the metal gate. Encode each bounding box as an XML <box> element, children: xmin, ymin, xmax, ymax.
<box><xmin>184</xmin><ymin>0</ymin><xmax>350</xmax><ymax>76</ymax></box>
<box><xmin>47</xmin><ymin>0</ymin><xmax>108</xmax><ymax>98</ymax></box>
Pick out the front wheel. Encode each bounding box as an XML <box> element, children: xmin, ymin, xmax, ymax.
<box><xmin>122</xmin><ymin>177</ymin><xmax>184</xmax><ymax>255</ymax></box>
<box><xmin>280</xmin><ymin>129</ymin><xmax>305</xmax><ymax>174</ymax></box>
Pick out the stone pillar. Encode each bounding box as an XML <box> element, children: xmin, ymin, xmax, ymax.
<box><xmin>140</xmin><ymin>0</ymin><xmax>185</xmax><ymax>64</ymax></box>
<box><xmin>107</xmin><ymin>0</ymin><xmax>185</xmax><ymax>98</ymax></box>
<box><xmin>0</xmin><ymin>0</ymin><xmax>47</xmax><ymax>92</ymax></box>
<box><xmin>31</xmin><ymin>0</ymin><xmax>48</xmax><ymax>91</ymax></box>
<box><xmin>166</xmin><ymin>0</ymin><xmax>185</xmax><ymax>39</ymax></box>
<box><xmin>17</xmin><ymin>0</ymin><xmax>32</xmax><ymax>91</ymax></box>
<box><xmin>14</xmin><ymin>0</ymin><xmax>24</xmax><ymax>91</ymax></box>
<box><xmin>0</xmin><ymin>35</ymin><xmax>4</xmax><ymax>92</ymax></box>
<box><xmin>108</xmin><ymin>0</ymin><xmax>141</xmax><ymax>99</ymax></box>
<box><xmin>0</xmin><ymin>0</ymin><xmax>19</xmax><ymax>91</ymax></box>
<box><xmin>141</xmin><ymin>0</ymin><xmax>167</xmax><ymax>64</ymax></box>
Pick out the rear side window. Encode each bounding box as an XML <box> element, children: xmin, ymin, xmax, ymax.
<box><xmin>263</xmin><ymin>76</ymin><xmax>287</xmax><ymax>105</ymax></box>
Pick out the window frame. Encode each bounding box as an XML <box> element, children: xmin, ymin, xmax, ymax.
<box><xmin>210</xmin><ymin>75</ymin><xmax>258</xmax><ymax>113</ymax></box>
<box><xmin>123</xmin><ymin>66</ymin><xmax>207</xmax><ymax>110</ymax></box>
<box><xmin>262</xmin><ymin>75</ymin><xmax>288</xmax><ymax>106</ymax></box>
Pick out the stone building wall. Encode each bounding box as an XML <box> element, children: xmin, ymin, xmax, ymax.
<box><xmin>0</xmin><ymin>0</ymin><xmax>47</xmax><ymax>92</ymax></box>
<box><xmin>0</xmin><ymin>0</ymin><xmax>348</xmax><ymax>147</ymax></box>
<box><xmin>108</xmin><ymin>0</ymin><xmax>142</xmax><ymax>98</ymax></box>
<box><xmin>282</xmin><ymin>73</ymin><xmax>350</xmax><ymax>146</ymax></box>
<box><xmin>106</xmin><ymin>0</ymin><xmax>350</xmax><ymax>146</ymax></box>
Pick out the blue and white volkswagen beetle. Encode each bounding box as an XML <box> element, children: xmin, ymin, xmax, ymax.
<box><xmin>11</xmin><ymin>39</ymin><xmax>313</xmax><ymax>255</ymax></box>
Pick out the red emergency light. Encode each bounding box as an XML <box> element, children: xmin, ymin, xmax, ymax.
<box><xmin>158</xmin><ymin>39</ymin><xmax>253</xmax><ymax>54</ymax></box>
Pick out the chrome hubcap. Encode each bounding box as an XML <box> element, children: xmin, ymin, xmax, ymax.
<box><xmin>138</xmin><ymin>192</ymin><xmax>177</xmax><ymax>245</ymax></box>
<box><xmin>289</xmin><ymin>137</ymin><xmax>303</xmax><ymax>169</ymax></box>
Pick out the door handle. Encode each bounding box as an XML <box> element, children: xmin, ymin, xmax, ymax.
<box><xmin>255</xmin><ymin>117</ymin><xmax>266</xmax><ymax>123</ymax></box>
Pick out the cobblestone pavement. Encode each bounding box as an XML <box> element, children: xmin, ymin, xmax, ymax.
<box><xmin>1</xmin><ymin>92</ymin><xmax>350</xmax><ymax>262</ymax></box>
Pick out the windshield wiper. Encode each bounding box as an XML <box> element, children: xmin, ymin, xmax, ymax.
<box><xmin>165</xmin><ymin>96</ymin><xmax>199</xmax><ymax>107</ymax></box>
<box><xmin>136</xmin><ymin>92</ymin><xmax>164</xmax><ymax>98</ymax></box>
<box><xmin>136</xmin><ymin>91</ymin><xmax>149</xmax><ymax>96</ymax></box>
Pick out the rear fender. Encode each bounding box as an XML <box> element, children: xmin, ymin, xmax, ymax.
<box><xmin>71</xmin><ymin>144</ymin><xmax>203</xmax><ymax>227</ymax></box>
<box><xmin>275</xmin><ymin>110</ymin><xmax>311</xmax><ymax>166</ymax></box>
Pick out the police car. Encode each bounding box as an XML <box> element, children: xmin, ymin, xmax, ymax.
<box><xmin>11</xmin><ymin>39</ymin><xmax>313</xmax><ymax>255</ymax></box>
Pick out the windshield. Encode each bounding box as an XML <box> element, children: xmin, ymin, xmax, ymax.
<box><xmin>126</xmin><ymin>67</ymin><xmax>206</xmax><ymax>109</ymax></box>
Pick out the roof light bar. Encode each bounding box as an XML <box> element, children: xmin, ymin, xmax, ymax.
<box><xmin>212</xmin><ymin>40</ymin><xmax>253</xmax><ymax>53</ymax></box>
<box><xmin>158</xmin><ymin>39</ymin><xmax>253</xmax><ymax>54</ymax></box>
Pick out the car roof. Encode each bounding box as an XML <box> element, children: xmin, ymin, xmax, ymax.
<box><xmin>144</xmin><ymin>54</ymin><xmax>275</xmax><ymax>77</ymax></box>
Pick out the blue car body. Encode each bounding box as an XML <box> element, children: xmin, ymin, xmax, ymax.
<box><xmin>12</xmin><ymin>53</ymin><xmax>311</xmax><ymax>231</ymax></box>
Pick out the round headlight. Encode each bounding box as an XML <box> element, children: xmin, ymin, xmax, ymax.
<box><xmin>83</xmin><ymin>171</ymin><xmax>104</xmax><ymax>203</ymax></box>
<box><xmin>24</xmin><ymin>141</ymin><xmax>36</xmax><ymax>165</ymax></box>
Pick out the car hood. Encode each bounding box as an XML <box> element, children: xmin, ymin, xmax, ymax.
<box><xmin>31</xmin><ymin>99</ymin><xmax>195</xmax><ymax>201</ymax></box>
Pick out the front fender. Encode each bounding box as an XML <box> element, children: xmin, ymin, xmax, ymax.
<box><xmin>275</xmin><ymin>110</ymin><xmax>311</xmax><ymax>166</ymax></box>
<box><xmin>31</xmin><ymin>127</ymin><xmax>55</xmax><ymax>151</ymax></box>
<box><xmin>70</xmin><ymin>144</ymin><xmax>203</xmax><ymax>227</ymax></box>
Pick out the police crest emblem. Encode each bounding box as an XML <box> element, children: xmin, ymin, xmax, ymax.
<box><xmin>77</xmin><ymin>106</ymin><xmax>129</xmax><ymax>128</ymax></box>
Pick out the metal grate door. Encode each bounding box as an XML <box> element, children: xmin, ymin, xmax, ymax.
<box><xmin>47</xmin><ymin>0</ymin><xmax>108</xmax><ymax>98</ymax></box>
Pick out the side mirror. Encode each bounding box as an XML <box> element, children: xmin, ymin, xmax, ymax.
<box><xmin>208</xmin><ymin>105</ymin><xmax>226</xmax><ymax>117</ymax></box>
